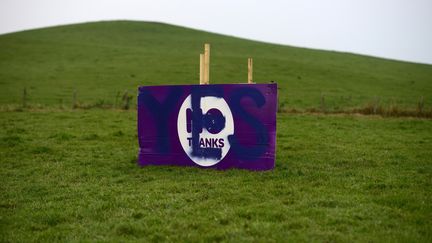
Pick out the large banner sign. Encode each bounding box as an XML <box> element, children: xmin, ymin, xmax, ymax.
<box><xmin>137</xmin><ymin>83</ymin><xmax>277</xmax><ymax>170</ymax></box>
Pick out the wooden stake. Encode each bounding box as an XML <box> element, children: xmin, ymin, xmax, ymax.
<box><xmin>204</xmin><ymin>43</ymin><xmax>210</xmax><ymax>84</ymax></box>
<box><xmin>199</xmin><ymin>53</ymin><xmax>205</xmax><ymax>84</ymax></box>
<box><xmin>248</xmin><ymin>58</ymin><xmax>253</xmax><ymax>84</ymax></box>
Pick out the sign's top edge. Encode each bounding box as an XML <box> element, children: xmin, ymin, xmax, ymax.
<box><xmin>138</xmin><ymin>82</ymin><xmax>277</xmax><ymax>90</ymax></box>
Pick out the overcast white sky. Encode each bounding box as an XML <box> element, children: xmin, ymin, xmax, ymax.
<box><xmin>1</xmin><ymin>0</ymin><xmax>431</xmax><ymax>64</ymax></box>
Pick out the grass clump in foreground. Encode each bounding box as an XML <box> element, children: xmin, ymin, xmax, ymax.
<box><xmin>1</xmin><ymin>110</ymin><xmax>431</xmax><ymax>242</ymax></box>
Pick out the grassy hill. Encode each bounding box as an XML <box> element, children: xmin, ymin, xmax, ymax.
<box><xmin>1</xmin><ymin>20</ymin><xmax>431</xmax><ymax>110</ymax></box>
<box><xmin>1</xmin><ymin>21</ymin><xmax>431</xmax><ymax>241</ymax></box>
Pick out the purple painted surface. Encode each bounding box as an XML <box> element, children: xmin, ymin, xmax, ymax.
<box><xmin>137</xmin><ymin>83</ymin><xmax>277</xmax><ymax>171</ymax></box>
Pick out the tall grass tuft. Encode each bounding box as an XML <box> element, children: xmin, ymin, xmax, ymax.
<box><xmin>373</xmin><ymin>96</ymin><xmax>381</xmax><ymax>114</ymax></box>
<box><xmin>417</xmin><ymin>96</ymin><xmax>424</xmax><ymax>114</ymax></box>
<box><xmin>72</xmin><ymin>90</ymin><xmax>78</xmax><ymax>109</ymax></box>
<box><xmin>122</xmin><ymin>90</ymin><xmax>133</xmax><ymax>110</ymax></box>
<box><xmin>22</xmin><ymin>87</ymin><xmax>27</xmax><ymax>108</ymax></box>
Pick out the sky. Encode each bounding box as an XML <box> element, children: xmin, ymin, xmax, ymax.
<box><xmin>1</xmin><ymin>0</ymin><xmax>431</xmax><ymax>64</ymax></box>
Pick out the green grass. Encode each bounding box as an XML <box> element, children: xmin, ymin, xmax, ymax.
<box><xmin>0</xmin><ymin>20</ymin><xmax>431</xmax><ymax>110</ymax></box>
<box><xmin>1</xmin><ymin>21</ymin><xmax>432</xmax><ymax>241</ymax></box>
<box><xmin>1</xmin><ymin>110</ymin><xmax>431</xmax><ymax>241</ymax></box>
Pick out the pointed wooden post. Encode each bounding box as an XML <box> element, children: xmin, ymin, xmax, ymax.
<box><xmin>199</xmin><ymin>53</ymin><xmax>205</xmax><ymax>84</ymax></box>
<box><xmin>204</xmin><ymin>43</ymin><xmax>210</xmax><ymax>84</ymax></box>
<box><xmin>248</xmin><ymin>58</ymin><xmax>253</xmax><ymax>84</ymax></box>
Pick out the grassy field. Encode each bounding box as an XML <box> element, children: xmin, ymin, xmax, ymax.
<box><xmin>0</xmin><ymin>21</ymin><xmax>431</xmax><ymax>111</ymax></box>
<box><xmin>1</xmin><ymin>110</ymin><xmax>431</xmax><ymax>242</ymax></box>
<box><xmin>1</xmin><ymin>21</ymin><xmax>432</xmax><ymax>242</ymax></box>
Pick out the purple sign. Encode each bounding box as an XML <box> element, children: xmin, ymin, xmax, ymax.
<box><xmin>137</xmin><ymin>83</ymin><xmax>277</xmax><ymax>171</ymax></box>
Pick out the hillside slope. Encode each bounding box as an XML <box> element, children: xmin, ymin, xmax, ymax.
<box><xmin>0</xmin><ymin>20</ymin><xmax>431</xmax><ymax>109</ymax></box>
